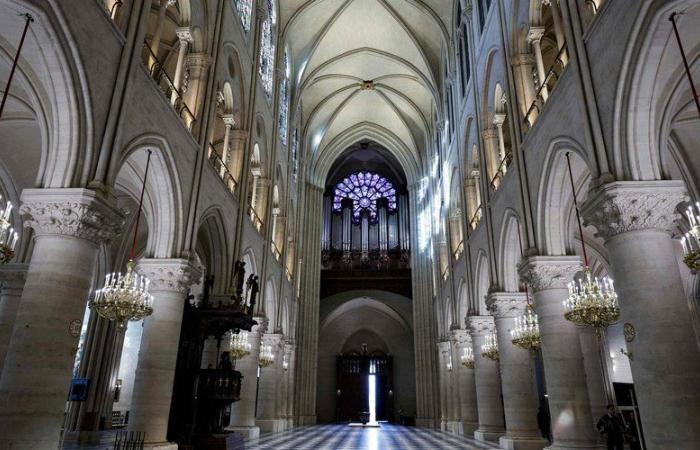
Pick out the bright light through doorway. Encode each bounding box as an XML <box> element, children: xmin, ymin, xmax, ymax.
<box><xmin>368</xmin><ymin>374</ymin><xmax>377</xmax><ymax>423</ymax></box>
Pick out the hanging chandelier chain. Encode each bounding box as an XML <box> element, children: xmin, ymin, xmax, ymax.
<box><xmin>129</xmin><ymin>150</ymin><xmax>152</xmax><ymax>261</ymax></box>
<box><xmin>565</xmin><ymin>152</ymin><xmax>589</xmax><ymax>267</ymax></box>
<box><xmin>670</xmin><ymin>12</ymin><xmax>700</xmax><ymax>119</ymax></box>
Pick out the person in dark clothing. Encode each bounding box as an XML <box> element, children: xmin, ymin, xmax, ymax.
<box><xmin>597</xmin><ymin>404</ymin><xmax>627</xmax><ymax>450</ymax></box>
<box><xmin>537</xmin><ymin>404</ymin><xmax>551</xmax><ymax>443</ymax></box>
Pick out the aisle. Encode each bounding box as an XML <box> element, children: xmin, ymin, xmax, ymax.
<box><xmin>240</xmin><ymin>423</ymin><xmax>501</xmax><ymax>449</ymax></box>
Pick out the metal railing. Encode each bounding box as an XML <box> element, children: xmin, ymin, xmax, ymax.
<box><xmin>207</xmin><ymin>144</ymin><xmax>237</xmax><ymax>195</ymax></box>
<box><xmin>248</xmin><ymin>205</ymin><xmax>264</xmax><ymax>233</ymax></box>
<box><xmin>490</xmin><ymin>151</ymin><xmax>513</xmax><ymax>191</ymax></box>
<box><xmin>143</xmin><ymin>41</ymin><xmax>195</xmax><ymax>130</ymax></box>
<box><xmin>271</xmin><ymin>242</ymin><xmax>281</xmax><ymax>261</ymax></box>
<box><xmin>113</xmin><ymin>430</ymin><xmax>145</xmax><ymax>450</ymax></box>
<box><xmin>524</xmin><ymin>45</ymin><xmax>568</xmax><ymax>129</ymax></box>
<box><xmin>469</xmin><ymin>206</ymin><xmax>483</xmax><ymax>231</ymax></box>
<box><xmin>453</xmin><ymin>240</ymin><xmax>464</xmax><ymax>260</ymax></box>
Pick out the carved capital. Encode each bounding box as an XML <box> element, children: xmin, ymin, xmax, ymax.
<box><xmin>262</xmin><ymin>332</ymin><xmax>284</xmax><ymax>349</ymax></box>
<box><xmin>581</xmin><ymin>181</ymin><xmax>687</xmax><ymax>241</ymax></box>
<box><xmin>449</xmin><ymin>328</ymin><xmax>472</xmax><ymax>348</ymax></box>
<box><xmin>186</xmin><ymin>53</ymin><xmax>211</xmax><ymax>70</ymax></box>
<box><xmin>527</xmin><ymin>26</ymin><xmax>545</xmax><ymax>44</ymax></box>
<box><xmin>0</xmin><ymin>263</ymin><xmax>28</xmax><ymax>290</ymax></box>
<box><xmin>437</xmin><ymin>340</ymin><xmax>451</xmax><ymax>354</ymax></box>
<box><xmin>518</xmin><ymin>256</ymin><xmax>581</xmax><ymax>293</ymax></box>
<box><xmin>468</xmin><ymin>315</ymin><xmax>495</xmax><ymax>335</ymax></box>
<box><xmin>464</xmin><ymin>1</ymin><xmax>473</xmax><ymax>19</ymax></box>
<box><xmin>20</xmin><ymin>188</ymin><xmax>124</xmax><ymax>245</ymax></box>
<box><xmin>481</xmin><ymin>128</ymin><xmax>498</xmax><ymax>140</ymax></box>
<box><xmin>493</xmin><ymin>113</ymin><xmax>507</xmax><ymax>127</ymax></box>
<box><xmin>176</xmin><ymin>27</ymin><xmax>193</xmax><ymax>43</ymax></box>
<box><xmin>222</xmin><ymin>114</ymin><xmax>236</xmax><ymax>127</ymax></box>
<box><xmin>486</xmin><ymin>292</ymin><xmax>528</xmax><ymax>318</ymax></box>
<box><xmin>511</xmin><ymin>53</ymin><xmax>535</xmax><ymax>67</ymax></box>
<box><xmin>136</xmin><ymin>258</ymin><xmax>202</xmax><ymax>294</ymax></box>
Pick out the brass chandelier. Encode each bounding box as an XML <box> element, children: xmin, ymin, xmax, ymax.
<box><xmin>681</xmin><ymin>203</ymin><xmax>700</xmax><ymax>271</ymax></box>
<box><xmin>230</xmin><ymin>331</ymin><xmax>252</xmax><ymax>360</ymax></box>
<box><xmin>510</xmin><ymin>305</ymin><xmax>541</xmax><ymax>351</ymax></box>
<box><xmin>259</xmin><ymin>343</ymin><xmax>275</xmax><ymax>368</ymax></box>
<box><xmin>90</xmin><ymin>151</ymin><xmax>155</xmax><ymax>329</ymax></box>
<box><xmin>460</xmin><ymin>346</ymin><xmax>475</xmax><ymax>369</ymax></box>
<box><xmin>0</xmin><ymin>196</ymin><xmax>18</xmax><ymax>265</ymax></box>
<box><xmin>511</xmin><ymin>225</ymin><xmax>541</xmax><ymax>352</ymax></box>
<box><xmin>562</xmin><ymin>153</ymin><xmax>619</xmax><ymax>331</ymax></box>
<box><xmin>481</xmin><ymin>332</ymin><xmax>499</xmax><ymax>361</ymax></box>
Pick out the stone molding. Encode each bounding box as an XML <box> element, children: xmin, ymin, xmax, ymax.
<box><xmin>437</xmin><ymin>340</ymin><xmax>451</xmax><ymax>354</ymax></box>
<box><xmin>527</xmin><ymin>26</ymin><xmax>545</xmax><ymax>43</ymax></box>
<box><xmin>486</xmin><ymin>292</ymin><xmax>528</xmax><ymax>319</ymax></box>
<box><xmin>518</xmin><ymin>256</ymin><xmax>581</xmax><ymax>293</ymax></box>
<box><xmin>0</xmin><ymin>263</ymin><xmax>28</xmax><ymax>290</ymax></box>
<box><xmin>449</xmin><ymin>328</ymin><xmax>472</xmax><ymax>348</ymax></box>
<box><xmin>468</xmin><ymin>315</ymin><xmax>495</xmax><ymax>335</ymax></box>
<box><xmin>511</xmin><ymin>53</ymin><xmax>535</xmax><ymax>66</ymax></box>
<box><xmin>253</xmin><ymin>316</ymin><xmax>269</xmax><ymax>335</ymax></box>
<box><xmin>20</xmin><ymin>188</ymin><xmax>124</xmax><ymax>245</ymax></box>
<box><xmin>175</xmin><ymin>27</ymin><xmax>193</xmax><ymax>43</ymax></box>
<box><xmin>262</xmin><ymin>332</ymin><xmax>284</xmax><ymax>350</ymax></box>
<box><xmin>136</xmin><ymin>258</ymin><xmax>202</xmax><ymax>293</ymax></box>
<box><xmin>481</xmin><ymin>128</ymin><xmax>498</xmax><ymax>140</ymax></box>
<box><xmin>581</xmin><ymin>181</ymin><xmax>687</xmax><ymax>241</ymax></box>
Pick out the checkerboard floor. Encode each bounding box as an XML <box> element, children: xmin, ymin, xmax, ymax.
<box><xmin>241</xmin><ymin>423</ymin><xmax>500</xmax><ymax>449</ymax></box>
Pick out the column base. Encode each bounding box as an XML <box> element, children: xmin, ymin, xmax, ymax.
<box><xmin>416</xmin><ymin>417</ymin><xmax>437</xmax><ymax>428</ymax></box>
<box><xmin>544</xmin><ymin>444</ymin><xmax>601</xmax><ymax>450</ymax></box>
<box><xmin>499</xmin><ymin>435</ymin><xmax>549</xmax><ymax>450</ymax></box>
<box><xmin>461</xmin><ymin>421</ymin><xmax>479</xmax><ymax>435</ymax></box>
<box><xmin>296</xmin><ymin>415</ymin><xmax>316</xmax><ymax>426</ymax></box>
<box><xmin>225</xmin><ymin>426</ymin><xmax>260</xmax><ymax>439</ymax></box>
<box><xmin>475</xmin><ymin>429</ymin><xmax>505</xmax><ymax>442</ymax></box>
<box><xmin>446</xmin><ymin>421</ymin><xmax>463</xmax><ymax>434</ymax></box>
<box><xmin>143</xmin><ymin>443</ymin><xmax>178</xmax><ymax>450</ymax></box>
<box><xmin>256</xmin><ymin>418</ymin><xmax>286</xmax><ymax>433</ymax></box>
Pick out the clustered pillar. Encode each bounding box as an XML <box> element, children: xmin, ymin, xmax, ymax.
<box><xmin>519</xmin><ymin>256</ymin><xmax>598</xmax><ymax>450</ymax></box>
<box><xmin>469</xmin><ymin>315</ymin><xmax>506</xmax><ymax>443</ymax></box>
<box><xmin>129</xmin><ymin>258</ymin><xmax>201</xmax><ymax>450</ymax></box>
<box><xmin>0</xmin><ymin>188</ymin><xmax>123</xmax><ymax>450</ymax></box>
<box><xmin>488</xmin><ymin>292</ymin><xmax>547</xmax><ymax>450</ymax></box>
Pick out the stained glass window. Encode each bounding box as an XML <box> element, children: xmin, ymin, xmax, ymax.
<box><xmin>279</xmin><ymin>50</ymin><xmax>289</xmax><ymax>145</ymax></box>
<box><xmin>259</xmin><ymin>0</ymin><xmax>276</xmax><ymax>98</ymax></box>
<box><xmin>235</xmin><ymin>0</ymin><xmax>252</xmax><ymax>33</ymax></box>
<box><xmin>333</xmin><ymin>172</ymin><xmax>397</xmax><ymax>223</ymax></box>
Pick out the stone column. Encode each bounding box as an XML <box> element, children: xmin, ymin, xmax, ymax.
<box><xmin>519</xmin><ymin>256</ymin><xmax>598</xmax><ymax>449</ymax></box>
<box><xmin>128</xmin><ymin>258</ymin><xmax>200</xmax><ymax>450</ymax></box>
<box><xmin>451</xmin><ymin>330</ymin><xmax>479</xmax><ymax>435</ymax></box>
<box><xmin>437</xmin><ymin>340</ymin><xmax>450</xmax><ymax>430</ymax></box>
<box><xmin>220</xmin><ymin>115</ymin><xmax>235</xmax><ymax>178</ymax></box>
<box><xmin>256</xmin><ymin>333</ymin><xmax>284</xmax><ymax>432</ymax></box>
<box><xmin>182</xmin><ymin>53</ymin><xmax>211</xmax><ymax>126</ymax></box>
<box><xmin>227</xmin><ymin>317</ymin><xmax>266</xmax><ymax>438</ymax></box>
<box><xmin>0</xmin><ymin>188</ymin><xmax>123</xmax><ymax>450</ymax></box>
<box><xmin>582</xmin><ymin>181</ymin><xmax>700</xmax><ymax>449</ymax></box>
<box><xmin>481</xmin><ymin>128</ymin><xmax>500</xmax><ymax>188</ymax></box>
<box><xmin>283</xmin><ymin>341</ymin><xmax>296</xmax><ymax>430</ymax></box>
<box><xmin>230</xmin><ymin>130</ymin><xmax>248</xmax><ymax>184</ymax></box>
<box><xmin>543</xmin><ymin>0</ymin><xmax>568</xmax><ymax>64</ymax></box>
<box><xmin>511</xmin><ymin>54</ymin><xmax>537</xmax><ymax>118</ymax></box>
<box><xmin>578</xmin><ymin>327</ymin><xmax>608</xmax><ymax>424</ymax></box>
<box><xmin>147</xmin><ymin>0</ymin><xmax>172</xmax><ymax>70</ymax></box>
<box><xmin>0</xmin><ymin>263</ymin><xmax>28</xmax><ymax>375</ymax></box>
<box><xmin>527</xmin><ymin>27</ymin><xmax>548</xmax><ymax>100</ymax></box>
<box><xmin>170</xmin><ymin>27</ymin><xmax>192</xmax><ymax>105</ymax></box>
<box><xmin>469</xmin><ymin>316</ymin><xmax>506</xmax><ymax>442</ymax></box>
<box><xmin>487</xmin><ymin>292</ymin><xmax>547</xmax><ymax>450</ymax></box>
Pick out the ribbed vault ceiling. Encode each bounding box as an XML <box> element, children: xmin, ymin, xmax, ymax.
<box><xmin>280</xmin><ymin>0</ymin><xmax>452</xmax><ymax>182</ymax></box>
